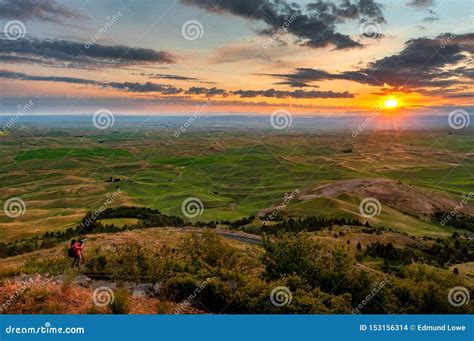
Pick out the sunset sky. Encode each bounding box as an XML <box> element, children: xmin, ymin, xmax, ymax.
<box><xmin>0</xmin><ymin>0</ymin><xmax>472</xmax><ymax>115</ymax></box>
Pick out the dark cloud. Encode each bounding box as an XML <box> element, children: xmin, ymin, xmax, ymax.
<box><xmin>232</xmin><ymin>88</ymin><xmax>353</xmax><ymax>98</ymax></box>
<box><xmin>185</xmin><ymin>87</ymin><xmax>228</xmax><ymax>96</ymax></box>
<box><xmin>107</xmin><ymin>82</ymin><xmax>183</xmax><ymax>94</ymax></box>
<box><xmin>181</xmin><ymin>0</ymin><xmax>386</xmax><ymax>49</ymax></box>
<box><xmin>0</xmin><ymin>0</ymin><xmax>86</xmax><ymax>24</ymax></box>
<box><xmin>0</xmin><ymin>69</ymin><xmax>354</xmax><ymax>99</ymax></box>
<box><xmin>406</xmin><ymin>0</ymin><xmax>436</xmax><ymax>10</ymax></box>
<box><xmin>269</xmin><ymin>33</ymin><xmax>474</xmax><ymax>91</ymax></box>
<box><xmin>406</xmin><ymin>0</ymin><xmax>439</xmax><ymax>24</ymax></box>
<box><xmin>0</xmin><ymin>69</ymin><xmax>182</xmax><ymax>94</ymax></box>
<box><xmin>133</xmin><ymin>72</ymin><xmax>218</xmax><ymax>84</ymax></box>
<box><xmin>422</xmin><ymin>9</ymin><xmax>439</xmax><ymax>22</ymax></box>
<box><xmin>0</xmin><ymin>36</ymin><xmax>176</xmax><ymax>68</ymax></box>
<box><xmin>0</xmin><ymin>69</ymin><xmax>102</xmax><ymax>85</ymax></box>
<box><xmin>148</xmin><ymin>73</ymin><xmax>198</xmax><ymax>81</ymax></box>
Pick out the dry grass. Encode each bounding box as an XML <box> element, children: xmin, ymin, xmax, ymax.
<box><xmin>0</xmin><ymin>275</ymin><xmax>204</xmax><ymax>314</ymax></box>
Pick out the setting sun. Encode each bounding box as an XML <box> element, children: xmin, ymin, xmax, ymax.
<box><xmin>384</xmin><ymin>98</ymin><xmax>399</xmax><ymax>109</ymax></box>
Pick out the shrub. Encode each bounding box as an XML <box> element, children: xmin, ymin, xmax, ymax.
<box><xmin>109</xmin><ymin>287</ymin><xmax>130</xmax><ymax>314</ymax></box>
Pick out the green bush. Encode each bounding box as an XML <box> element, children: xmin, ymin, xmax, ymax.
<box><xmin>109</xmin><ymin>287</ymin><xmax>130</xmax><ymax>314</ymax></box>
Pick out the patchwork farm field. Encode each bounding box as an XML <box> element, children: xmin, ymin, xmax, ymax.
<box><xmin>1</xmin><ymin>127</ymin><xmax>473</xmax><ymax>241</ymax></box>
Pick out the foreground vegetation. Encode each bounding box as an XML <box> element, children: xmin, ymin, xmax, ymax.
<box><xmin>1</xmin><ymin>230</ymin><xmax>472</xmax><ymax>314</ymax></box>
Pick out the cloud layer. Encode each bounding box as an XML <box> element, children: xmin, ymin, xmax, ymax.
<box><xmin>0</xmin><ymin>69</ymin><xmax>353</xmax><ymax>99</ymax></box>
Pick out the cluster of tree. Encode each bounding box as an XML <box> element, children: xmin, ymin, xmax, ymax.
<box><xmin>228</xmin><ymin>215</ymin><xmax>255</xmax><ymax>228</ymax></box>
<box><xmin>432</xmin><ymin>210</ymin><xmax>474</xmax><ymax>232</ymax></box>
<box><xmin>260</xmin><ymin>216</ymin><xmax>364</xmax><ymax>234</ymax></box>
<box><xmin>365</xmin><ymin>238</ymin><xmax>474</xmax><ymax>270</ymax></box>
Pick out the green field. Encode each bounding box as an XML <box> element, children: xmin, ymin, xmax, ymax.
<box><xmin>1</xmin><ymin>128</ymin><xmax>473</xmax><ymax>241</ymax></box>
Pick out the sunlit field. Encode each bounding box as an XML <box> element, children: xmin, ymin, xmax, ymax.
<box><xmin>0</xmin><ymin>0</ymin><xmax>472</xmax><ymax>322</ymax></box>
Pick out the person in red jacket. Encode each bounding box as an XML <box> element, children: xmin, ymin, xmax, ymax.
<box><xmin>71</xmin><ymin>239</ymin><xmax>85</xmax><ymax>268</ymax></box>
